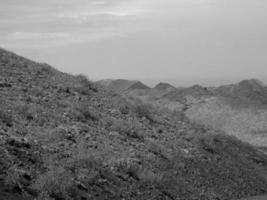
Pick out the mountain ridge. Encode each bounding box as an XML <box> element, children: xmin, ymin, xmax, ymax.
<box><xmin>98</xmin><ymin>78</ymin><xmax>267</xmax><ymax>153</ymax></box>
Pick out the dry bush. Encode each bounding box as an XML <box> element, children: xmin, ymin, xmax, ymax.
<box><xmin>69</xmin><ymin>103</ymin><xmax>100</xmax><ymax>122</ymax></box>
<box><xmin>75</xmin><ymin>74</ymin><xmax>97</xmax><ymax>95</ymax></box>
<box><xmin>118</xmin><ymin>104</ymin><xmax>130</xmax><ymax>115</ymax></box>
<box><xmin>133</xmin><ymin>102</ymin><xmax>155</xmax><ymax>122</ymax></box>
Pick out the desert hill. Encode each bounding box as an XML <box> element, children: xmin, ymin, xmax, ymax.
<box><xmin>1</xmin><ymin>48</ymin><xmax>267</xmax><ymax>200</ymax></box>
<box><xmin>99</xmin><ymin>78</ymin><xmax>267</xmax><ymax>154</ymax></box>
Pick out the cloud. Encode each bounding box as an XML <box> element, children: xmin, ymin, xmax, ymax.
<box><xmin>91</xmin><ymin>1</ymin><xmax>106</xmax><ymax>5</ymax></box>
<box><xmin>1</xmin><ymin>29</ymin><xmax>128</xmax><ymax>49</ymax></box>
<box><xmin>10</xmin><ymin>32</ymin><xmax>71</xmax><ymax>40</ymax></box>
<box><xmin>57</xmin><ymin>9</ymin><xmax>144</xmax><ymax>24</ymax></box>
<box><xmin>0</xmin><ymin>0</ymin><xmax>174</xmax><ymax>48</ymax></box>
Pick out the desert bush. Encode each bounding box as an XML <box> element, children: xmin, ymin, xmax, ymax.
<box><xmin>133</xmin><ymin>103</ymin><xmax>154</xmax><ymax>122</ymax></box>
<box><xmin>75</xmin><ymin>74</ymin><xmax>97</xmax><ymax>95</ymax></box>
<box><xmin>81</xmin><ymin>106</ymin><xmax>100</xmax><ymax>121</ymax></box>
<box><xmin>70</xmin><ymin>103</ymin><xmax>100</xmax><ymax>122</ymax></box>
<box><xmin>118</xmin><ymin>104</ymin><xmax>130</xmax><ymax>115</ymax></box>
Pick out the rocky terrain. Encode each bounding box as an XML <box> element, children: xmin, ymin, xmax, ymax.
<box><xmin>101</xmin><ymin>79</ymin><xmax>267</xmax><ymax>154</ymax></box>
<box><xmin>1</xmin><ymin>48</ymin><xmax>267</xmax><ymax>200</ymax></box>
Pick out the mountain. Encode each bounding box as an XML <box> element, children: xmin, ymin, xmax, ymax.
<box><xmin>96</xmin><ymin>79</ymin><xmax>139</xmax><ymax>93</ymax></box>
<box><xmin>154</xmin><ymin>82</ymin><xmax>175</xmax><ymax>91</ymax></box>
<box><xmin>1</xmin><ymin>47</ymin><xmax>267</xmax><ymax>200</ymax></box>
<box><xmin>149</xmin><ymin>82</ymin><xmax>176</xmax><ymax>98</ymax></box>
<box><xmin>127</xmin><ymin>81</ymin><xmax>151</xmax><ymax>90</ymax></box>
<box><xmin>99</xmin><ymin>78</ymin><xmax>267</xmax><ymax>154</ymax></box>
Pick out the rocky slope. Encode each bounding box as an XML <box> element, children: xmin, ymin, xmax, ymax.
<box><xmin>1</xmin><ymin>48</ymin><xmax>267</xmax><ymax>200</ymax></box>
<box><xmin>102</xmin><ymin>78</ymin><xmax>267</xmax><ymax>153</ymax></box>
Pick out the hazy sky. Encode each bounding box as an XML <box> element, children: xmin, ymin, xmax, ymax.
<box><xmin>1</xmin><ymin>0</ymin><xmax>267</xmax><ymax>86</ymax></box>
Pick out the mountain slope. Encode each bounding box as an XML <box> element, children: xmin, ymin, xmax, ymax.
<box><xmin>110</xmin><ymin>78</ymin><xmax>267</xmax><ymax>153</ymax></box>
<box><xmin>0</xmin><ymin>48</ymin><xmax>267</xmax><ymax>200</ymax></box>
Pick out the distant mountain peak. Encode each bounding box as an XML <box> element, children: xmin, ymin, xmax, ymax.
<box><xmin>154</xmin><ymin>82</ymin><xmax>175</xmax><ymax>90</ymax></box>
<box><xmin>127</xmin><ymin>81</ymin><xmax>150</xmax><ymax>90</ymax></box>
<box><xmin>96</xmin><ymin>79</ymin><xmax>138</xmax><ymax>93</ymax></box>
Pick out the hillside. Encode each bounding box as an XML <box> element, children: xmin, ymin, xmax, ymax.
<box><xmin>1</xmin><ymin>48</ymin><xmax>267</xmax><ymax>200</ymax></box>
<box><xmin>214</xmin><ymin>79</ymin><xmax>267</xmax><ymax>105</ymax></box>
<box><xmin>105</xmin><ymin>78</ymin><xmax>267</xmax><ymax>154</ymax></box>
<box><xmin>184</xmin><ymin>80</ymin><xmax>267</xmax><ymax>153</ymax></box>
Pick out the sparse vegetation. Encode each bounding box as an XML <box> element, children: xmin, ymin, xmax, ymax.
<box><xmin>0</xmin><ymin>48</ymin><xmax>267</xmax><ymax>200</ymax></box>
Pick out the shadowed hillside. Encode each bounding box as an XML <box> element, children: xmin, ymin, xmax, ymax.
<box><xmin>1</xmin><ymin>48</ymin><xmax>267</xmax><ymax>200</ymax></box>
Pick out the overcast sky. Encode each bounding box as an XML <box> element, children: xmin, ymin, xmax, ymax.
<box><xmin>1</xmin><ymin>0</ymin><xmax>267</xmax><ymax>86</ymax></box>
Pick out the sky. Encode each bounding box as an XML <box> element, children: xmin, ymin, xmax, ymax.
<box><xmin>1</xmin><ymin>0</ymin><xmax>267</xmax><ymax>86</ymax></box>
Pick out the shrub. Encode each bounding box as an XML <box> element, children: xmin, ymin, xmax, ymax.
<box><xmin>118</xmin><ymin>104</ymin><xmax>130</xmax><ymax>115</ymax></box>
<box><xmin>79</xmin><ymin>105</ymin><xmax>100</xmax><ymax>122</ymax></box>
<box><xmin>75</xmin><ymin>74</ymin><xmax>97</xmax><ymax>95</ymax></box>
<box><xmin>133</xmin><ymin>103</ymin><xmax>154</xmax><ymax>122</ymax></box>
<box><xmin>70</xmin><ymin>103</ymin><xmax>100</xmax><ymax>122</ymax></box>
